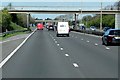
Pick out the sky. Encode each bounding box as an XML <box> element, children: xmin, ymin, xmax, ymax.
<box><xmin>0</xmin><ymin>0</ymin><xmax>119</xmax><ymax>19</ymax></box>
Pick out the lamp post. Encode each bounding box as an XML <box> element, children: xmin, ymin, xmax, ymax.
<box><xmin>100</xmin><ymin>2</ymin><xmax>103</xmax><ymax>30</ymax></box>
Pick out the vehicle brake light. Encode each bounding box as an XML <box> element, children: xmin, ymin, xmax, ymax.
<box><xmin>108</xmin><ymin>35</ymin><xmax>114</xmax><ymax>42</ymax></box>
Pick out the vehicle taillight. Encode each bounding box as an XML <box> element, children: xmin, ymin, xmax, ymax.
<box><xmin>107</xmin><ymin>35</ymin><xmax>114</xmax><ymax>42</ymax></box>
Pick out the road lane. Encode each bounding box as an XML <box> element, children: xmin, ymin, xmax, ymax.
<box><xmin>2</xmin><ymin>30</ymin><xmax>118</xmax><ymax>78</ymax></box>
<box><xmin>49</xmin><ymin>31</ymin><xmax>118</xmax><ymax>78</ymax></box>
<box><xmin>2</xmin><ymin>30</ymin><xmax>84</xmax><ymax>78</ymax></box>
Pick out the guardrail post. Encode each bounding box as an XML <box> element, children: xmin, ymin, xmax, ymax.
<box><xmin>115</xmin><ymin>13</ymin><xmax>120</xmax><ymax>29</ymax></box>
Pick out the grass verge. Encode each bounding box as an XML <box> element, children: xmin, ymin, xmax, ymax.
<box><xmin>0</xmin><ymin>31</ymin><xmax>30</xmax><ymax>41</ymax></box>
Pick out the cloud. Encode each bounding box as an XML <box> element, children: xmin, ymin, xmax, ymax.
<box><xmin>1</xmin><ymin>0</ymin><xmax>119</xmax><ymax>2</ymax></box>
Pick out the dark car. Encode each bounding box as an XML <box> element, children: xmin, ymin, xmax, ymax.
<box><xmin>48</xmin><ymin>25</ymin><xmax>54</xmax><ymax>31</ymax></box>
<box><xmin>80</xmin><ymin>26</ymin><xmax>86</xmax><ymax>30</ymax></box>
<box><xmin>103</xmin><ymin>27</ymin><xmax>111</xmax><ymax>32</ymax></box>
<box><xmin>102</xmin><ymin>29</ymin><xmax>120</xmax><ymax>46</ymax></box>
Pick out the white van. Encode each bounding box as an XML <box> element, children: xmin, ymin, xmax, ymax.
<box><xmin>56</xmin><ymin>22</ymin><xmax>70</xmax><ymax>37</ymax></box>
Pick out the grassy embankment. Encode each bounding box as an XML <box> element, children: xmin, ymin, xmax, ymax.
<box><xmin>0</xmin><ymin>22</ymin><xmax>28</xmax><ymax>41</ymax></box>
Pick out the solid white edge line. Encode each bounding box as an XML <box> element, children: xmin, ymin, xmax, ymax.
<box><xmin>0</xmin><ymin>28</ymin><xmax>37</xmax><ymax>68</ymax></box>
<box><xmin>73</xmin><ymin>63</ymin><xmax>79</xmax><ymax>68</ymax></box>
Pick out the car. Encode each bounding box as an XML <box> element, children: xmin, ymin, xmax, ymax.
<box><xmin>103</xmin><ymin>27</ymin><xmax>111</xmax><ymax>32</ymax></box>
<box><xmin>48</xmin><ymin>25</ymin><xmax>54</xmax><ymax>31</ymax></box>
<box><xmin>102</xmin><ymin>29</ymin><xmax>120</xmax><ymax>46</ymax></box>
<box><xmin>56</xmin><ymin>22</ymin><xmax>70</xmax><ymax>37</ymax></box>
<box><xmin>37</xmin><ymin>23</ymin><xmax>44</xmax><ymax>30</ymax></box>
<box><xmin>90</xmin><ymin>26</ymin><xmax>96</xmax><ymax>31</ymax></box>
<box><xmin>80</xmin><ymin>26</ymin><xmax>86</xmax><ymax>30</ymax></box>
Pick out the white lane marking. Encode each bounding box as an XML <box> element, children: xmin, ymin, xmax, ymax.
<box><xmin>81</xmin><ymin>39</ymin><xmax>83</xmax><ymax>40</ymax></box>
<box><xmin>71</xmin><ymin>31</ymin><xmax>102</xmax><ymax>38</ymax></box>
<box><xmin>54</xmin><ymin>39</ymin><xmax>56</xmax><ymax>41</ymax></box>
<box><xmin>106</xmin><ymin>47</ymin><xmax>110</xmax><ymax>50</ymax></box>
<box><xmin>65</xmin><ymin>54</ymin><xmax>69</xmax><ymax>57</ymax></box>
<box><xmin>73</xmin><ymin>63</ymin><xmax>79</xmax><ymax>68</ymax></box>
<box><xmin>60</xmin><ymin>47</ymin><xmax>63</xmax><ymax>51</ymax></box>
<box><xmin>87</xmin><ymin>40</ymin><xmax>90</xmax><ymax>43</ymax></box>
<box><xmin>95</xmin><ymin>43</ymin><xmax>98</xmax><ymax>46</ymax></box>
<box><xmin>57</xmin><ymin>44</ymin><xmax>60</xmax><ymax>46</ymax></box>
<box><xmin>0</xmin><ymin>28</ymin><xmax>37</xmax><ymax>68</ymax></box>
<box><xmin>55</xmin><ymin>41</ymin><xmax>57</xmax><ymax>43</ymax></box>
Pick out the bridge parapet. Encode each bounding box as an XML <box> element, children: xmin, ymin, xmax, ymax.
<box><xmin>1</xmin><ymin>6</ymin><xmax>119</xmax><ymax>11</ymax></box>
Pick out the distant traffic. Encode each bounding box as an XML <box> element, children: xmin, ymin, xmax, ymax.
<box><xmin>36</xmin><ymin>22</ymin><xmax>120</xmax><ymax>46</ymax></box>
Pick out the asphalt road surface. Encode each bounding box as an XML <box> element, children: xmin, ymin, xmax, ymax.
<box><xmin>2</xmin><ymin>29</ymin><xmax>118</xmax><ymax>78</ymax></box>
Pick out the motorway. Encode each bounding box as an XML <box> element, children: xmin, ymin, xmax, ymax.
<box><xmin>2</xmin><ymin>29</ymin><xmax>118</xmax><ymax>78</ymax></box>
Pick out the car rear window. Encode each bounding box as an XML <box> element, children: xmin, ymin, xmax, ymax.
<box><xmin>60</xmin><ymin>25</ymin><xmax>66</xmax><ymax>27</ymax></box>
<box><xmin>49</xmin><ymin>25</ymin><xmax>53</xmax><ymax>27</ymax></box>
<box><xmin>109</xmin><ymin>30</ymin><xmax>120</xmax><ymax>35</ymax></box>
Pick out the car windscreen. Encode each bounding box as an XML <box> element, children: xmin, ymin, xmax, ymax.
<box><xmin>109</xmin><ymin>30</ymin><xmax>120</xmax><ymax>35</ymax></box>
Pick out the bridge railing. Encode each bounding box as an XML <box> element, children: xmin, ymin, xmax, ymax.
<box><xmin>0</xmin><ymin>6</ymin><xmax>119</xmax><ymax>11</ymax></box>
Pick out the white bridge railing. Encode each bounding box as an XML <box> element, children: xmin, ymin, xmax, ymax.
<box><xmin>0</xmin><ymin>6</ymin><xmax>119</xmax><ymax>11</ymax></box>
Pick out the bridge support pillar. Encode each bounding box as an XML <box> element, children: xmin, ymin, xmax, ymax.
<box><xmin>74</xmin><ymin>14</ymin><xmax>77</xmax><ymax>30</ymax></box>
<box><xmin>27</xmin><ymin>13</ymin><xmax>30</xmax><ymax>30</ymax></box>
<box><xmin>115</xmin><ymin>13</ymin><xmax>120</xmax><ymax>29</ymax></box>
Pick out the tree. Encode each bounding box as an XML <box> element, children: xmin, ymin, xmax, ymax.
<box><xmin>0</xmin><ymin>11</ymin><xmax>2</xmax><ymax>33</ymax></box>
<box><xmin>2</xmin><ymin>8</ymin><xmax>12</xmax><ymax>32</ymax></box>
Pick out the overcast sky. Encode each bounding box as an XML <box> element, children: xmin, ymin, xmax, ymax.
<box><xmin>0</xmin><ymin>0</ymin><xmax>119</xmax><ymax>19</ymax></box>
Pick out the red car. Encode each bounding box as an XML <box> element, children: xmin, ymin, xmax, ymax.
<box><xmin>37</xmin><ymin>23</ymin><xmax>44</xmax><ymax>30</ymax></box>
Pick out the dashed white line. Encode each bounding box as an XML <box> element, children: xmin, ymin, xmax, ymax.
<box><xmin>73</xmin><ymin>63</ymin><xmax>79</xmax><ymax>68</ymax></box>
<box><xmin>55</xmin><ymin>41</ymin><xmax>57</xmax><ymax>43</ymax></box>
<box><xmin>60</xmin><ymin>47</ymin><xmax>63</xmax><ymax>51</ymax></box>
<box><xmin>53</xmin><ymin>39</ymin><xmax>56</xmax><ymax>41</ymax></box>
<box><xmin>87</xmin><ymin>40</ymin><xmax>89</xmax><ymax>42</ymax></box>
<box><xmin>81</xmin><ymin>39</ymin><xmax>83</xmax><ymax>40</ymax></box>
<box><xmin>106</xmin><ymin>47</ymin><xmax>110</xmax><ymax>50</ymax></box>
<box><xmin>95</xmin><ymin>43</ymin><xmax>98</xmax><ymax>46</ymax></box>
<box><xmin>65</xmin><ymin>54</ymin><xmax>69</xmax><ymax>57</ymax></box>
<box><xmin>57</xmin><ymin>44</ymin><xmax>60</xmax><ymax>46</ymax></box>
